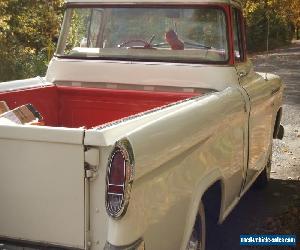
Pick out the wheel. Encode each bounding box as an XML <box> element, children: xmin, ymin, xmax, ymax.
<box><xmin>186</xmin><ymin>202</ymin><xmax>206</xmax><ymax>250</ymax></box>
<box><xmin>254</xmin><ymin>149</ymin><xmax>272</xmax><ymax>189</ymax></box>
<box><xmin>277</xmin><ymin>125</ymin><xmax>284</xmax><ymax>140</ymax></box>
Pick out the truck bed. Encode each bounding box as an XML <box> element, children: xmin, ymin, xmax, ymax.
<box><xmin>0</xmin><ymin>84</ymin><xmax>201</xmax><ymax>248</ymax></box>
<box><xmin>0</xmin><ymin>85</ymin><xmax>199</xmax><ymax>128</ymax></box>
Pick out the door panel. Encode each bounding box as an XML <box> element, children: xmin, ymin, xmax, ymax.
<box><xmin>232</xmin><ymin>7</ymin><xmax>273</xmax><ymax>188</ymax></box>
<box><xmin>237</xmin><ymin>63</ymin><xmax>274</xmax><ymax>187</ymax></box>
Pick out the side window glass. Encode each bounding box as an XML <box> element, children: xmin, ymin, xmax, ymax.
<box><xmin>232</xmin><ymin>8</ymin><xmax>244</xmax><ymax>62</ymax></box>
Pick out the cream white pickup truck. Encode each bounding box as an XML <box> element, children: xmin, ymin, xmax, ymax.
<box><xmin>0</xmin><ymin>0</ymin><xmax>284</xmax><ymax>249</ymax></box>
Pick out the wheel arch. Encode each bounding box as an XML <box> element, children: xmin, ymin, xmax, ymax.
<box><xmin>202</xmin><ymin>180</ymin><xmax>223</xmax><ymax>225</ymax></box>
<box><xmin>180</xmin><ymin>169</ymin><xmax>225</xmax><ymax>250</ymax></box>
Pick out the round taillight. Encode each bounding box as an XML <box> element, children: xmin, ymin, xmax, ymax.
<box><xmin>106</xmin><ymin>139</ymin><xmax>134</xmax><ymax>219</ymax></box>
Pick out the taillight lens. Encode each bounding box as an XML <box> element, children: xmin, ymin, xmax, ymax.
<box><xmin>106</xmin><ymin>139</ymin><xmax>134</xmax><ymax>219</ymax></box>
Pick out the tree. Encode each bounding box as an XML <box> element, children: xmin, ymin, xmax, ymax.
<box><xmin>287</xmin><ymin>0</ymin><xmax>300</xmax><ymax>39</ymax></box>
<box><xmin>241</xmin><ymin>0</ymin><xmax>297</xmax><ymax>51</ymax></box>
<box><xmin>0</xmin><ymin>0</ymin><xmax>64</xmax><ymax>82</ymax></box>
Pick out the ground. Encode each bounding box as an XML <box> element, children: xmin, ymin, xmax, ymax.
<box><xmin>216</xmin><ymin>41</ymin><xmax>300</xmax><ymax>250</ymax></box>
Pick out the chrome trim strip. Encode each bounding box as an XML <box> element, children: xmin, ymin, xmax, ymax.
<box><xmin>271</xmin><ymin>86</ymin><xmax>281</xmax><ymax>96</ymax></box>
<box><xmin>104</xmin><ymin>238</ymin><xmax>145</xmax><ymax>250</ymax></box>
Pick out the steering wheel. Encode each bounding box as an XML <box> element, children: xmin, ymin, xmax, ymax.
<box><xmin>118</xmin><ymin>35</ymin><xmax>156</xmax><ymax>49</ymax></box>
<box><xmin>118</xmin><ymin>39</ymin><xmax>150</xmax><ymax>48</ymax></box>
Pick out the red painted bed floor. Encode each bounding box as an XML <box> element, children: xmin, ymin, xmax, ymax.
<box><xmin>0</xmin><ymin>85</ymin><xmax>199</xmax><ymax>128</ymax></box>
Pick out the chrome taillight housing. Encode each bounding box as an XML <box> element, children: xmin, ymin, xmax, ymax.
<box><xmin>106</xmin><ymin>139</ymin><xmax>135</xmax><ymax>219</ymax></box>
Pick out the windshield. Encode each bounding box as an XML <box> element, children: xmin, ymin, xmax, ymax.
<box><xmin>56</xmin><ymin>6</ymin><xmax>229</xmax><ymax>63</ymax></box>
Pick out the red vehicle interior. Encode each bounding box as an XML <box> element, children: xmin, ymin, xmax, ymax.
<box><xmin>0</xmin><ymin>85</ymin><xmax>198</xmax><ymax>128</ymax></box>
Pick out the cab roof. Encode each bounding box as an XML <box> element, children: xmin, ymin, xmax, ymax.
<box><xmin>65</xmin><ymin>0</ymin><xmax>242</xmax><ymax>8</ymax></box>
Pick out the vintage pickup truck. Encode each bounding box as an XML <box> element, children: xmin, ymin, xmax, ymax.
<box><xmin>0</xmin><ymin>0</ymin><xmax>284</xmax><ymax>249</ymax></box>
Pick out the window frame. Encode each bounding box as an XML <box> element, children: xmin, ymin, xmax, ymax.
<box><xmin>54</xmin><ymin>4</ymin><xmax>233</xmax><ymax>65</ymax></box>
<box><xmin>231</xmin><ymin>7</ymin><xmax>246</xmax><ymax>63</ymax></box>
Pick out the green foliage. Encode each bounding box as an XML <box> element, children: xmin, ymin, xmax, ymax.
<box><xmin>241</xmin><ymin>0</ymin><xmax>299</xmax><ymax>52</ymax></box>
<box><xmin>0</xmin><ymin>0</ymin><xmax>64</xmax><ymax>82</ymax></box>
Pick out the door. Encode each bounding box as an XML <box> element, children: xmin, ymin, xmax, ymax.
<box><xmin>0</xmin><ymin>125</ymin><xmax>86</xmax><ymax>249</ymax></box>
<box><xmin>232</xmin><ymin>8</ymin><xmax>273</xmax><ymax>188</ymax></box>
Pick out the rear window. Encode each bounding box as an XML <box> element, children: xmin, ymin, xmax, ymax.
<box><xmin>56</xmin><ymin>6</ymin><xmax>229</xmax><ymax>64</ymax></box>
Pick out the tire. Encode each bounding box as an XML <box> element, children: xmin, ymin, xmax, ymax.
<box><xmin>254</xmin><ymin>149</ymin><xmax>272</xmax><ymax>189</ymax></box>
<box><xmin>277</xmin><ymin>125</ymin><xmax>284</xmax><ymax>140</ymax></box>
<box><xmin>186</xmin><ymin>202</ymin><xmax>206</xmax><ymax>250</ymax></box>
